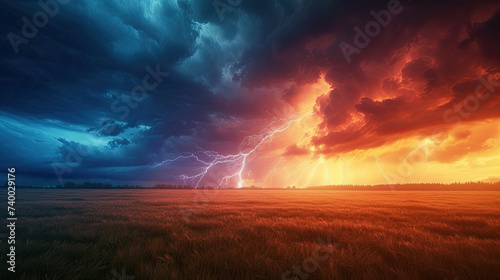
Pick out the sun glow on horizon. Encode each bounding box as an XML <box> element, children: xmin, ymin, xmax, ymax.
<box><xmin>153</xmin><ymin>74</ymin><xmax>500</xmax><ymax>188</ymax></box>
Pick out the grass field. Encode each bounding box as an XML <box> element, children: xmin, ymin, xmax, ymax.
<box><xmin>1</xmin><ymin>189</ymin><xmax>500</xmax><ymax>279</ymax></box>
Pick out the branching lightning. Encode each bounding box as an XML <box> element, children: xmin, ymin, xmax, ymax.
<box><xmin>152</xmin><ymin>112</ymin><xmax>314</xmax><ymax>188</ymax></box>
<box><xmin>301</xmin><ymin>155</ymin><xmax>333</xmax><ymax>188</ymax></box>
<box><xmin>262</xmin><ymin>157</ymin><xmax>284</xmax><ymax>186</ymax></box>
<box><xmin>403</xmin><ymin>139</ymin><xmax>432</xmax><ymax>181</ymax></box>
<box><xmin>375</xmin><ymin>155</ymin><xmax>393</xmax><ymax>184</ymax></box>
<box><xmin>338</xmin><ymin>154</ymin><xmax>348</xmax><ymax>184</ymax></box>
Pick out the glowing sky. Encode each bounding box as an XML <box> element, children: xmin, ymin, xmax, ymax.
<box><xmin>1</xmin><ymin>0</ymin><xmax>499</xmax><ymax>187</ymax></box>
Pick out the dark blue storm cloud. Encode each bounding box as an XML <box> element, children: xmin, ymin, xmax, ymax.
<box><xmin>0</xmin><ymin>0</ymin><xmax>293</xmax><ymax>185</ymax></box>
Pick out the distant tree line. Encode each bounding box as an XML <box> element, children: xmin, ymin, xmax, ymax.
<box><xmin>307</xmin><ymin>181</ymin><xmax>500</xmax><ymax>191</ymax></box>
<box><xmin>151</xmin><ymin>184</ymin><xmax>195</xmax><ymax>189</ymax></box>
<box><xmin>4</xmin><ymin>181</ymin><xmax>500</xmax><ymax>190</ymax></box>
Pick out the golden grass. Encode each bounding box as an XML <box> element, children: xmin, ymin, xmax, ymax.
<box><xmin>2</xmin><ymin>189</ymin><xmax>500</xmax><ymax>279</ymax></box>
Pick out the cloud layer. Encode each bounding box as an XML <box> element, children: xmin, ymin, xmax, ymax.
<box><xmin>1</xmin><ymin>0</ymin><xmax>499</xmax><ymax>186</ymax></box>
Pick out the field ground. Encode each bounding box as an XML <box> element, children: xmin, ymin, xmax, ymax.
<box><xmin>1</xmin><ymin>189</ymin><xmax>500</xmax><ymax>279</ymax></box>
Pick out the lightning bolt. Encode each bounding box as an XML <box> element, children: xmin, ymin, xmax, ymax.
<box><xmin>403</xmin><ymin>139</ymin><xmax>432</xmax><ymax>182</ymax></box>
<box><xmin>262</xmin><ymin>157</ymin><xmax>284</xmax><ymax>186</ymax></box>
<box><xmin>322</xmin><ymin>157</ymin><xmax>333</xmax><ymax>186</ymax></box>
<box><xmin>153</xmin><ymin>112</ymin><xmax>314</xmax><ymax>188</ymax></box>
<box><xmin>288</xmin><ymin>151</ymin><xmax>314</xmax><ymax>187</ymax></box>
<box><xmin>301</xmin><ymin>155</ymin><xmax>333</xmax><ymax>188</ymax></box>
<box><xmin>151</xmin><ymin>154</ymin><xmax>209</xmax><ymax>168</ymax></box>
<box><xmin>375</xmin><ymin>155</ymin><xmax>393</xmax><ymax>184</ymax></box>
<box><xmin>338</xmin><ymin>154</ymin><xmax>349</xmax><ymax>184</ymax></box>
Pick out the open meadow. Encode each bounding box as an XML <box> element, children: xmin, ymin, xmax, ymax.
<box><xmin>1</xmin><ymin>189</ymin><xmax>500</xmax><ymax>279</ymax></box>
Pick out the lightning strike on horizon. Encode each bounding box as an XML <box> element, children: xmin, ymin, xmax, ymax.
<box><xmin>288</xmin><ymin>151</ymin><xmax>314</xmax><ymax>187</ymax></box>
<box><xmin>262</xmin><ymin>157</ymin><xmax>284</xmax><ymax>186</ymax></box>
<box><xmin>152</xmin><ymin>112</ymin><xmax>314</xmax><ymax>188</ymax></box>
<box><xmin>375</xmin><ymin>155</ymin><xmax>393</xmax><ymax>184</ymax></box>
<box><xmin>339</xmin><ymin>155</ymin><xmax>348</xmax><ymax>184</ymax></box>
<box><xmin>403</xmin><ymin>139</ymin><xmax>432</xmax><ymax>182</ymax></box>
<box><xmin>301</xmin><ymin>155</ymin><xmax>333</xmax><ymax>188</ymax></box>
<box><xmin>322</xmin><ymin>157</ymin><xmax>334</xmax><ymax>186</ymax></box>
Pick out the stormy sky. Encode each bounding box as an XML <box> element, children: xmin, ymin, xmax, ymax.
<box><xmin>1</xmin><ymin>0</ymin><xmax>500</xmax><ymax>187</ymax></box>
